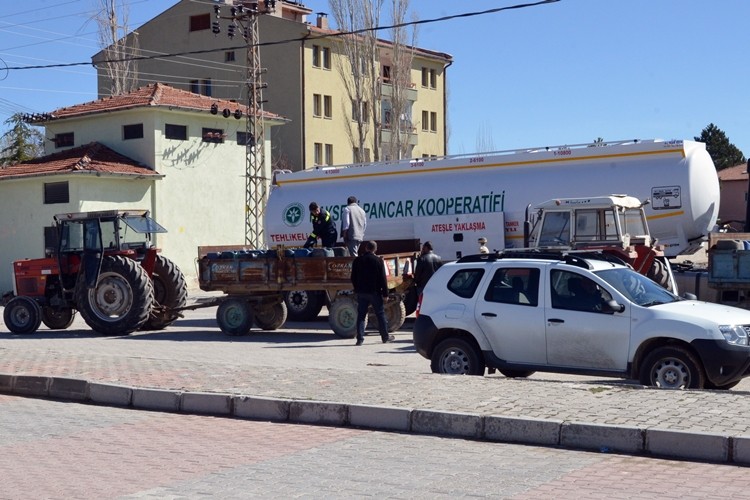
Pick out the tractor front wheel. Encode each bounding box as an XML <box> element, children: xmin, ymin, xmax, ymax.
<box><xmin>76</xmin><ymin>255</ymin><xmax>154</xmax><ymax>335</ymax></box>
<box><xmin>3</xmin><ymin>296</ymin><xmax>42</xmax><ymax>334</ymax></box>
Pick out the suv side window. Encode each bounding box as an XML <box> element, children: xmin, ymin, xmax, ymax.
<box><xmin>447</xmin><ymin>269</ymin><xmax>485</xmax><ymax>299</ymax></box>
<box><xmin>551</xmin><ymin>270</ymin><xmax>612</xmax><ymax>313</ymax></box>
<box><xmin>484</xmin><ymin>267</ymin><xmax>539</xmax><ymax>307</ymax></box>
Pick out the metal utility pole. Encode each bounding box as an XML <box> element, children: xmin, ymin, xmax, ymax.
<box><xmin>213</xmin><ymin>1</ymin><xmax>275</xmax><ymax>249</ymax></box>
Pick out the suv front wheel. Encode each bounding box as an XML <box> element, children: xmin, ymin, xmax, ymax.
<box><xmin>431</xmin><ymin>338</ymin><xmax>485</xmax><ymax>376</ymax></box>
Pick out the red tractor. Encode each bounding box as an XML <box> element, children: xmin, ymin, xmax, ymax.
<box><xmin>3</xmin><ymin>210</ymin><xmax>187</xmax><ymax>335</ymax></box>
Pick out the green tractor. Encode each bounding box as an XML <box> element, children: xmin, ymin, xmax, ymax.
<box><xmin>3</xmin><ymin>210</ymin><xmax>187</xmax><ymax>335</ymax></box>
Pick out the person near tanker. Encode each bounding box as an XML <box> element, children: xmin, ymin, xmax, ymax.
<box><xmin>478</xmin><ymin>236</ymin><xmax>489</xmax><ymax>254</ymax></box>
<box><xmin>340</xmin><ymin>196</ymin><xmax>367</xmax><ymax>256</ymax></box>
<box><xmin>351</xmin><ymin>240</ymin><xmax>395</xmax><ymax>346</ymax></box>
<box><xmin>304</xmin><ymin>202</ymin><xmax>338</xmax><ymax>249</ymax></box>
<box><xmin>413</xmin><ymin>241</ymin><xmax>443</xmax><ymax>295</ymax></box>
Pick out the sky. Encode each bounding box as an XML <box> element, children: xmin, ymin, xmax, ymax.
<box><xmin>1</xmin><ymin>0</ymin><xmax>749</xmax><ymax>157</ymax></box>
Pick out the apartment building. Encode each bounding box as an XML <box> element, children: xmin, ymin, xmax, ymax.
<box><xmin>92</xmin><ymin>0</ymin><xmax>452</xmax><ymax>171</ymax></box>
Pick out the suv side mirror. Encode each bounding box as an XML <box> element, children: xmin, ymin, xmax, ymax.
<box><xmin>604</xmin><ymin>299</ymin><xmax>625</xmax><ymax>313</ymax></box>
<box><xmin>681</xmin><ymin>292</ymin><xmax>697</xmax><ymax>301</ymax></box>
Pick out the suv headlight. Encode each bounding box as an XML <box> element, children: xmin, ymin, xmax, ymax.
<box><xmin>719</xmin><ymin>325</ymin><xmax>749</xmax><ymax>346</ymax></box>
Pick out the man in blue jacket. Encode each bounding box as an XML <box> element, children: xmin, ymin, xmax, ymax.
<box><xmin>304</xmin><ymin>202</ymin><xmax>338</xmax><ymax>248</ymax></box>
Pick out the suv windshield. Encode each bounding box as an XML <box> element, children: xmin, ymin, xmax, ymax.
<box><xmin>596</xmin><ymin>268</ymin><xmax>678</xmax><ymax>306</ymax></box>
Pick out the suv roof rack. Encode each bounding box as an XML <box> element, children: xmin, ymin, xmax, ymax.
<box><xmin>456</xmin><ymin>249</ymin><xmax>629</xmax><ymax>270</ymax></box>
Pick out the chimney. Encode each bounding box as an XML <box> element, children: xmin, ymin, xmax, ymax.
<box><xmin>316</xmin><ymin>12</ymin><xmax>328</xmax><ymax>29</ymax></box>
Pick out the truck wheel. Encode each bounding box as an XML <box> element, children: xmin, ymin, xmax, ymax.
<box><xmin>76</xmin><ymin>255</ymin><xmax>154</xmax><ymax>335</ymax></box>
<box><xmin>41</xmin><ymin>306</ymin><xmax>76</xmax><ymax>330</ymax></box>
<box><xmin>3</xmin><ymin>296</ymin><xmax>42</xmax><ymax>334</ymax></box>
<box><xmin>403</xmin><ymin>286</ymin><xmax>418</xmax><ymax>316</ymax></box>
<box><xmin>328</xmin><ymin>297</ymin><xmax>360</xmax><ymax>338</ymax></box>
<box><xmin>431</xmin><ymin>338</ymin><xmax>485</xmax><ymax>376</ymax></box>
<box><xmin>254</xmin><ymin>302</ymin><xmax>288</xmax><ymax>330</ymax></box>
<box><xmin>639</xmin><ymin>346</ymin><xmax>705</xmax><ymax>389</ymax></box>
<box><xmin>284</xmin><ymin>290</ymin><xmax>324</xmax><ymax>321</ymax></box>
<box><xmin>369</xmin><ymin>300</ymin><xmax>406</xmax><ymax>332</ymax></box>
<box><xmin>216</xmin><ymin>298</ymin><xmax>253</xmax><ymax>335</ymax></box>
<box><xmin>142</xmin><ymin>255</ymin><xmax>188</xmax><ymax>330</ymax></box>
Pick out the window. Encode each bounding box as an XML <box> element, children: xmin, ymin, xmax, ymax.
<box><xmin>314</xmin><ymin>143</ymin><xmax>323</xmax><ymax>165</ymax></box>
<box><xmin>44</xmin><ymin>181</ymin><xmax>69</xmax><ymax>204</ymax></box>
<box><xmin>447</xmin><ymin>269</ymin><xmax>485</xmax><ymax>299</ymax></box>
<box><xmin>313</xmin><ymin>94</ymin><xmax>322</xmax><ymax>117</ymax></box>
<box><xmin>202</xmin><ymin>127</ymin><xmax>224</xmax><ymax>144</ymax></box>
<box><xmin>225</xmin><ymin>51</ymin><xmax>236</xmax><ymax>62</ymax></box>
<box><xmin>202</xmin><ymin>79</ymin><xmax>212</xmax><ymax>97</ymax></box>
<box><xmin>165</xmin><ymin>124</ymin><xmax>187</xmax><ymax>141</ymax></box>
<box><xmin>484</xmin><ymin>268</ymin><xmax>540</xmax><ymax>307</ymax></box>
<box><xmin>190</xmin><ymin>80</ymin><xmax>200</xmax><ymax>94</ymax></box>
<box><xmin>421</xmin><ymin>67</ymin><xmax>429</xmax><ymax>87</ymax></box>
<box><xmin>54</xmin><ymin>132</ymin><xmax>74</xmax><ymax>148</ymax></box>
<box><xmin>312</xmin><ymin>45</ymin><xmax>320</xmax><ymax>67</ymax></box>
<box><xmin>353</xmin><ymin>148</ymin><xmax>371</xmax><ymax>163</ymax></box>
<box><xmin>237</xmin><ymin>132</ymin><xmax>254</xmax><ymax>146</ymax></box>
<box><xmin>322</xmin><ymin>47</ymin><xmax>331</xmax><ymax>69</ymax></box>
<box><xmin>382</xmin><ymin>65</ymin><xmax>391</xmax><ymax>82</ymax></box>
<box><xmin>325</xmin><ymin>144</ymin><xmax>333</xmax><ymax>165</ymax></box>
<box><xmin>430</xmin><ymin>112</ymin><xmax>437</xmax><ymax>132</ymax></box>
<box><xmin>538</xmin><ymin>212</ymin><xmax>571</xmax><ymax>246</ymax></box>
<box><xmin>421</xmin><ymin>111</ymin><xmax>429</xmax><ymax>131</ymax></box>
<box><xmin>352</xmin><ymin>100</ymin><xmax>368</xmax><ymax>121</ymax></box>
<box><xmin>429</xmin><ymin>68</ymin><xmax>437</xmax><ymax>89</ymax></box>
<box><xmin>189</xmin><ymin>14</ymin><xmax>210</xmax><ymax>32</ymax></box>
<box><xmin>551</xmin><ymin>270</ymin><xmax>613</xmax><ymax>313</ymax></box>
<box><xmin>123</xmin><ymin>123</ymin><xmax>144</xmax><ymax>140</ymax></box>
<box><xmin>323</xmin><ymin>95</ymin><xmax>332</xmax><ymax>119</ymax></box>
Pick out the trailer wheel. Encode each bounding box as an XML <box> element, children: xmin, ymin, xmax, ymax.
<box><xmin>76</xmin><ymin>255</ymin><xmax>154</xmax><ymax>335</ymax></box>
<box><xmin>217</xmin><ymin>298</ymin><xmax>254</xmax><ymax>335</ymax></box>
<box><xmin>3</xmin><ymin>296</ymin><xmax>42</xmax><ymax>334</ymax></box>
<box><xmin>41</xmin><ymin>306</ymin><xmax>76</xmax><ymax>330</ymax></box>
<box><xmin>328</xmin><ymin>297</ymin><xmax>360</xmax><ymax>338</ymax></box>
<box><xmin>142</xmin><ymin>255</ymin><xmax>188</xmax><ymax>330</ymax></box>
<box><xmin>254</xmin><ymin>302</ymin><xmax>288</xmax><ymax>330</ymax></box>
<box><xmin>284</xmin><ymin>290</ymin><xmax>324</xmax><ymax>321</ymax></box>
<box><xmin>369</xmin><ymin>299</ymin><xmax>406</xmax><ymax>332</ymax></box>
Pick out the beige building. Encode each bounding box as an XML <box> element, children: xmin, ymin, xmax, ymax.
<box><xmin>93</xmin><ymin>0</ymin><xmax>452</xmax><ymax>171</ymax></box>
<box><xmin>0</xmin><ymin>84</ymin><xmax>286</xmax><ymax>293</ymax></box>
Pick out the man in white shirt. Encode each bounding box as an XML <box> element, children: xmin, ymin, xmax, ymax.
<box><xmin>341</xmin><ymin>196</ymin><xmax>367</xmax><ymax>256</ymax></box>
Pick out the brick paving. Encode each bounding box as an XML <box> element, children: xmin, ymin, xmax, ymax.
<box><xmin>2</xmin><ymin>290</ymin><xmax>750</xmax><ymax>462</ymax></box>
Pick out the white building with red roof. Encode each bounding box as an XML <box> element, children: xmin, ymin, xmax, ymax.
<box><xmin>0</xmin><ymin>83</ymin><xmax>287</xmax><ymax>293</ymax></box>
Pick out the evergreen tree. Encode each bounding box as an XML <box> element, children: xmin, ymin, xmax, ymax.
<box><xmin>694</xmin><ymin>123</ymin><xmax>746</xmax><ymax>171</ymax></box>
<box><xmin>0</xmin><ymin>113</ymin><xmax>44</xmax><ymax>166</ymax></box>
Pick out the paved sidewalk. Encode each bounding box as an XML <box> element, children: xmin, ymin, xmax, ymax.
<box><xmin>2</xmin><ymin>290</ymin><xmax>750</xmax><ymax>466</ymax></box>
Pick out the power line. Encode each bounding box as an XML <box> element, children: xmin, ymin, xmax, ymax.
<box><xmin>3</xmin><ymin>0</ymin><xmax>560</xmax><ymax>72</ymax></box>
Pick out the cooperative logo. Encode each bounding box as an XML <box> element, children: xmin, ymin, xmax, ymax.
<box><xmin>283</xmin><ymin>202</ymin><xmax>304</xmax><ymax>227</ymax></box>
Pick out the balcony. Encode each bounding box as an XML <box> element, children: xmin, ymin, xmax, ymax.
<box><xmin>380</xmin><ymin>79</ymin><xmax>418</xmax><ymax>101</ymax></box>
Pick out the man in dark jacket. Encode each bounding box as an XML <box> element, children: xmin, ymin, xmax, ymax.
<box><xmin>351</xmin><ymin>240</ymin><xmax>394</xmax><ymax>346</ymax></box>
<box><xmin>304</xmin><ymin>202</ymin><xmax>338</xmax><ymax>248</ymax></box>
<box><xmin>414</xmin><ymin>241</ymin><xmax>443</xmax><ymax>295</ymax></box>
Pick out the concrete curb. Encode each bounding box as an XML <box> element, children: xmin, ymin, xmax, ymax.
<box><xmin>1</xmin><ymin>373</ymin><xmax>747</xmax><ymax>465</ymax></box>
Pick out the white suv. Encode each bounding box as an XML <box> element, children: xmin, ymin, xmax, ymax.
<box><xmin>413</xmin><ymin>252</ymin><xmax>750</xmax><ymax>389</ymax></box>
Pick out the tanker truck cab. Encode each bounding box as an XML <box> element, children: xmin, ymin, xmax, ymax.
<box><xmin>413</xmin><ymin>252</ymin><xmax>750</xmax><ymax>390</ymax></box>
<box><xmin>527</xmin><ymin>195</ymin><xmax>676</xmax><ymax>291</ymax></box>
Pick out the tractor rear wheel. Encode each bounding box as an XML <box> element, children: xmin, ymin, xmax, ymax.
<box><xmin>42</xmin><ymin>306</ymin><xmax>76</xmax><ymax>330</ymax></box>
<box><xmin>76</xmin><ymin>255</ymin><xmax>154</xmax><ymax>335</ymax></box>
<box><xmin>142</xmin><ymin>255</ymin><xmax>188</xmax><ymax>330</ymax></box>
<box><xmin>3</xmin><ymin>296</ymin><xmax>42</xmax><ymax>334</ymax></box>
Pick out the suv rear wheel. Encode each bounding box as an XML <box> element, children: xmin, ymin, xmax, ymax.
<box><xmin>431</xmin><ymin>338</ymin><xmax>484</xmax><ymax>376</ymax></box>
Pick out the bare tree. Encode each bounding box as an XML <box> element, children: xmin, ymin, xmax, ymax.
<box><xmin>382</xmin><ymin>0</ymin><xmax>417</xmax><ymax>161</ymax></box>
<box><xmin>94</xmin><ymin>0</ymin><xmax>139</xmax><ymax>96</ymax></box>
<box><xmin>330</xmin><ymin>0</ymin><xmax>382</xmax><ymax>163</ymax></box>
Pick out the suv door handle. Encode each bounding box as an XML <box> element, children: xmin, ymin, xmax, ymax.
<box><xmin>547</xmin><ymin>318</ymin><xmax>564</xmax><ymax>324</ymax></box>
<box><xmin>481</xmin><ymin>312</ymin><xmax>497</xmax><ymax>317</ymax></box>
